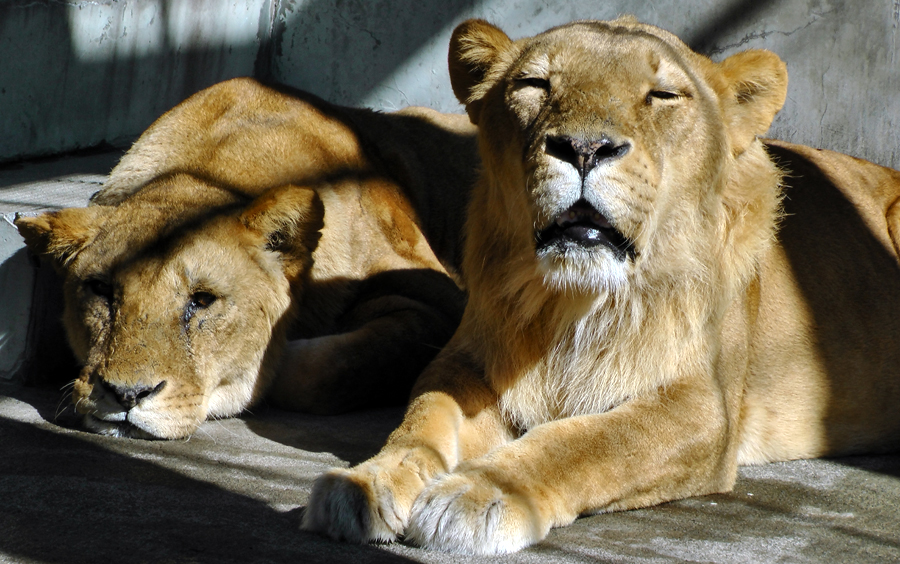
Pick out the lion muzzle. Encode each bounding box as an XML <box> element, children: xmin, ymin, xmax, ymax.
<box><xmin>545</xmin><ymin>134</ymin><xmax>631</xmax><ymax>179</ymax></box>
<box><xmin>102</xmin><ymin>379</ymin><xmax>167</xmax><ymax>410</ymax></box>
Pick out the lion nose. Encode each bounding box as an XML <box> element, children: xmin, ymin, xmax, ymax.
<box><xmin>545</xmin><ymin>134</ymin><xmax>630</xmax><ymax>177</ymax></box>
<box><xmin>103</xmin><ymin>380</ymin><xmax>166</xmax><ymax>410</ymax></box>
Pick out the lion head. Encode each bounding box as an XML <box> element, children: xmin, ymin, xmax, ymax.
<box><xmin>449</xmin><ymin>17</ymin><xmax>787</xmax><ymax>299</ymax></box>
<box><xmin>16</xmin><ymin>175</ymin><xmax>323</xmax><ymax>439</ymax></box>
<box><xmin>446</xmin><ymin>18</ymin><xmax>788</xmax><ymax>429</ymax></box>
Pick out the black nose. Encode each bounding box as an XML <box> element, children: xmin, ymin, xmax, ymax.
<box><xmin>104</xmin><ymin>380</ymin><xmax>166</xmax><ymax>410</ymax></box>
<box><xmin>545</xmin><ymin>134</ymin><xmax>630</xmax><ymax>177</ymax></box>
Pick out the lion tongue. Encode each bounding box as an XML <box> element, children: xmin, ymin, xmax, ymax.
<box><xmin>555</xmin><ymin>205</ymin><xmax>612</xmax><ymax>229</ymax></box>
<box><xmin>562</xmin><ymin>225</ymin><xmax>605</xmax><ymax>246</ymax></box>
<box><xmin>552</xmin><ymin>205</ymin><xmax>613</xmax><ymax>247</ymax></box>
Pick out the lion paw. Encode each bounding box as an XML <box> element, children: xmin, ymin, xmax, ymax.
<box><xmin>405</xmin><ymin>471</ymin><xmax>548</xmax><ymax>554</ymax></box>
<box><xmin>302</xmin><ymin>450</ymin><xmax>439</xmax><ymax>544</ymax></box>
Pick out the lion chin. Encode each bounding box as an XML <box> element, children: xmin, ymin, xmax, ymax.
<box><xmin>81</xmin><ymin>415</ymin><xmax>158</xmax><ymax>440</ymax></box>
<box><xmin>303</xmin><ymin>17</ymin><xmax>900</xmax><ymax>555</ymax></box>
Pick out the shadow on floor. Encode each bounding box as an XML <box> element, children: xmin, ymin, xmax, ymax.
<box><xmin>0</xmin><ymin>408</ymin><xmax>418</xmax><ymax>564</ymax></box>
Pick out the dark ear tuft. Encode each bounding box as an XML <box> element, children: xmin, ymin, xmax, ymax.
<box><xmin>448</xmin><ymin>19</ymin><xmax>513</xmax><ymax>124</ymax></box>
<box><xmin>240</xmin><ymin>186</ymin><xmax>324</xmax><ymax>280</ymax></box>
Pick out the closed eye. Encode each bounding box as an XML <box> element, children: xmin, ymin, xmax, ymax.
<box><xmin>515</xmin><ymin>76</ymin><xmax>550</xmax><ymax>90</ymax></box>
<box><xmin>646</xmin><ymin>90</ymin><xmax>684</xmax><ymax>103</ymax></box>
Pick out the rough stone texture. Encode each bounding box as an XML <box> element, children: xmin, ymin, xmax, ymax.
<box><xmin>0</xmin><ymin>220</ymin><xmax>32</xmax><ymax>380</ymax></box>
<box><xmin>0</xmin><ymin>0</ymin><xmax>269</xmax><ymax>162</ymax></box>
<box><xmin>1</xmin><ymin>1</ymin><xmax>898</xmax><ymax>168</ymax></box>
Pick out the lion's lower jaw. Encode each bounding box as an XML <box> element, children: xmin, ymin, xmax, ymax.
<box><xmin>80</xmin><ymin>403</ymin><xmax>205</xmax><ymax>440</ymax></box>
<box><xmin>81</xmin><ymin>414</ymin><xmax>160</xmax><ymax>440</ymax></box>
<box><xmin>536</xmin><ymin>251</ymin><xmax>631</xmax><ymax>295</ymax></box>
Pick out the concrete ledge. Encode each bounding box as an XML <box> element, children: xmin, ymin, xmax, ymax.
<box><xmin>0</xmin><ymin>220</ymin><xmax>32</xmax><ymax>381</ymax></box>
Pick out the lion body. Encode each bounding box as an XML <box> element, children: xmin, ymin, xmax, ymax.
<box><xmin>741</xmin><ymin>140</ymin><xmax>900</xmax><ymax>462</ymax></box>
<box><xmin>17</xmin><ymin>78</ymin><xmax>477</xmax><ymax>439</ymax></box>
<box><xmin>303</xmin><ymin>19</ymin><xmax>900</xmax><ymax>554</ymax></box>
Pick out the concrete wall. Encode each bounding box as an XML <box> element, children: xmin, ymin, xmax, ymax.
<box><xmin>1</xmin><ymin>0</ymin><xmax>898</xmax><ymax>168</ymax></box>
<box><xmin>0</xmin><ymin>0</ymin><xmax>270</xmax><ymax>162</ymax></box>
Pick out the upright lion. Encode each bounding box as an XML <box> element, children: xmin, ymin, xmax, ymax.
<box><xmin>16</xmin><ymin>79</ymin><xmax>477</xmax><ymax>439</ymax></box>
<box><xmin>303</xmin><ymin>18</ymin><xmax>900</xmax><ymax>554</ymax></box>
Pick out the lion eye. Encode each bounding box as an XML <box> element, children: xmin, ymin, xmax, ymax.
<box><xmin>515</xmin><ymin>76</ymin><xmax>551</xmax><ymax>91</ymax></box>
<box><xmin>183</xmin><ymin>291</ymin><xmax>217</xmax><ymax>325</ymax></box>
<box><xmin>190</xmin><ymin>292</ymin><xmax>217</xmax><ymax>309</ymax></box>
<box><xmin>86</xmin><ymin>279</ymin><xmax>113</xmax><ymax>299</ymax></box>
<box><xmin>646</xmin><ymin>90</ymin><xmax>682</xmax><ymax>104</ymax></box>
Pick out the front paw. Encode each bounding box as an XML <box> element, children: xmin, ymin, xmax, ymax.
<box><xmin>302</xmin><ymin>448</ymin><xmax>443</xmax><ymax>544</ymax></box>
<box><xmin>406</xmin><ymin>470</ymin><xmax>549</xmax><ymax>554</ymax></box>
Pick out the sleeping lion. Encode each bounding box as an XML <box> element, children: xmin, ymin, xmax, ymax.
<box><xmin>16</xmin><ymin>79</ymin><xmax>476</xmax><ymax>439</ymax></box>
<box><xmin>302</xmin><ymin>18</ymin><xmax>900</xmax><ymax>554</ymax></box>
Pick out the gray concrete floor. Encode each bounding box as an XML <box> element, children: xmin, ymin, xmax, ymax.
<box><xmin>1</xmin><ymin>381</ymin><xmax>899</xmax><ymax>564</ymax></box>
<box><xmin>0</xmin><ymin>149</ymin><xmax>123</xmax><ymax>216</ymax></box>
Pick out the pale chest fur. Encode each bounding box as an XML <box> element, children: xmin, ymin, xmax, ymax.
<box><xmin>494</xmin><ymin>320</ymin><xmax>629</xmax><ymax>430</ymax></box>
<box><xmin>488</xmin><ymin>294</ymin><xmax>714</xmax><ymax>431</ymax></box>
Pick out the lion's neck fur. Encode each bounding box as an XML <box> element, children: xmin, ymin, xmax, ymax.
<box><xmin>461</xmin><ymin>140</ymin><xmax>782</xmax><ymax>431</ymax></box>
<box><xmin>467</xmin><ymin>260</ymin><xmax>722</xmax><ymax>431</ymax></box>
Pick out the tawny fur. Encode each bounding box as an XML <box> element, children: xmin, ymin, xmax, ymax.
<box><xmin>16</xmin><ymin>79</ymin><xmax>477</xmax><ymax>439</ymax></box>
<box><xmin>303</xmin><ymin>18</ymin><xmax>900</xmax><ymax>554</ymax></box>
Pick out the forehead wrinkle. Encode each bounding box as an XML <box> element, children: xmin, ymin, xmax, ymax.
<box><xmin>529</xmin><ymin>21</ymin><xmax>702</xmax><ymax>78</ymax></box>
<box><xmin>83</xmin><ymin>203</ymin><xmax>245</xmax><ymax>279</ymax></box>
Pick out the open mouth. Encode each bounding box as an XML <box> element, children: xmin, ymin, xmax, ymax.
<box><xmin>535</xmin><ymin>200</ymin><xmax>635</xmax><ymax>260</ymax></box>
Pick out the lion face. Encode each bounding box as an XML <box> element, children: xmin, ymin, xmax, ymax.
<box><xmin>17</xmin><ymin>176</ymin><xmax>323</xmax><ymax>439</ymax></box>
<box><xmin>450</xmin><ymin>19</ymin><xmax>787</xmax><ymax>295</ymax></box>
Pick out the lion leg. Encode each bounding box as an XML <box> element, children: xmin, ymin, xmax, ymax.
<box><xmin>404</xmin><ymin>377</ymin><xmax>735</xmax><ymax>554</ymax></box>
<box><xmin>302</xmin><ymin>349</ymin><xmax>512</xmax><ymax>543</ymax></box>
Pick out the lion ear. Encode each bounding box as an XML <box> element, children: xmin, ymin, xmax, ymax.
<box><xmin>715</xmin><ymin>49</ymin><xmax>788</xmax><ymax>155</ymax></box>
<box><xmin>240</xmin><ymin>186</ymin><xmax>324</xmax><ymax>280</ymax></box>
<box><xmin>448</xmin><ymin>19</ymin><xmax>514</xmax><ymax>124</ymax></box>
<box><xmin>15</xmin><ymin>207</ymin><xmax>105</xmax><ymax>268</ymax></box>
